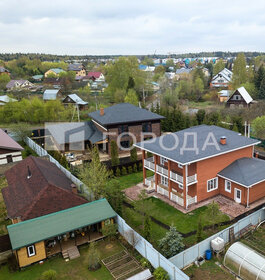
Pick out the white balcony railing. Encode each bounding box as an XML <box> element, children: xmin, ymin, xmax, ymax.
<box><xmin>170</xmin><ymin>171</ymin><xmax>183</xmax><ymax>184</ymax></box>
<box><xmin>144</xmin><ymin>157</ymin><xmax>155</xmax><ymax>171</ymax></box>
<box><xmin>157</xmin><ymin>185</ymin><xmax>169</xmax><ymax>198</ymax></box>
<box><xmin>187</xmin><ymin>195</ymin><xmax>197</xmax><ymax>206</ymax></box>
<box><xmin>156</xmin><ymin>165</ymin><xmax>168</xmax><ymax>176</ymax></box>
<box><xmin>170</xmin><ymin>192</ymin><xmax>184</xmax><ymax>206</ymax></box>
<box><xmin>187</xmin><ymin>174</ymin><xmax>197</xmax><ymax>185</ymax></box>
<box><xmin>145</xmin><ymin>176</ymin><xmax>155</xmax><ymax>189</ymax></box>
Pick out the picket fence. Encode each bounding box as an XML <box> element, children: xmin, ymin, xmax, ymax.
<box><xmin>26</xmin><ymin>137</ymin><xmax>189</xmax><ymax>280</ymax></box>
<box><xmin>170</xmin><ymin>207</ymin><xmax>265</xmax><ymax>269</ymax></box>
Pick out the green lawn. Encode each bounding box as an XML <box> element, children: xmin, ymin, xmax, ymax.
<box><xmin>0</xmin><ymin>240</ymin><xmax>124</xmax><ymax>280</ymax></box>
<box><xmin>115</xmin><ymin>170</ymin><xmax>154</xmax><ymax>190</ymax></box>
<box><xmin>0</xmin><ymin>177</ymin><xmax>11</xmax><ymax>235</ymax></box>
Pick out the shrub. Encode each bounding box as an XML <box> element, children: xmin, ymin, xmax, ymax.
<box><xmin>41</xmin><ymin>269</ymin><xmax>57</xmax><ymax>280</ymax></box>
<box><xmin>133</xmin><ymin>163</ymin><xmax>138</xmax><ymax>173</ymax></box>
<box><xmin>115</xmin><ymin>167</ymin><xmax>121</xmax><ymax>177</ymax></box>
<box><xmin>87</xmin><ymin>242</ymin><xmax>101</xmax><ymax>271</ymax></box>
<box><xmin>121</xmin><ymin>166</ymin><xmax>127</xmax><ymax>175</ymax></box>
<box><xmin>138</xmin><ymin>162</ymin><xmax>142</xmax><ymax>171</ymax></box>
<box><xmin>101</xmin><ymin>222</ymin><xmax>117</xmax><ymax>241</ymax></box>
<box><xmin>130</xmin><ymin>146</ymin><xmax>138</xmax><ymax>162</ymax></box>
<box><xmin>128</xmin><ymin>166</ymin><xmax>133</xmax><ymax>174</ymax></box>
<box><xmin>110</xmin><ymin>141</ymin><xmax>119</xmax><ymax>166</ymax></box>
<box><xmin>153</xmin><ymin>267</ymin><xmax>169</xmax><ymax>280</ymax></box>
<box><xmin>7</xmin><ymin>255</ymin><xmax>18</xmax><ymax>272</ymax></box>
<box><xmin>140</xmin><ymin>257</ymin><xmax>154</xmax><ymax>272</ymax></box>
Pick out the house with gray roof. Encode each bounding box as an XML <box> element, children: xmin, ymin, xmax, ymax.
<box><xmin>6</xmin><ymin>80</ymin><xmax>34</xmax><ymax>90</ymax></box>
<box><xmin>134</xmin><ymin>125</ymin><xmax>263</xmax><ymax>210</ymax></box>
<box><xmin>0</xmin><ymin>66</ymin><xmax>10</xmax><ymax>75</ymax></box>
<box><xmin>62</xmin><ymin>94</ymin><xmax>88</xmax><ymax>110</ymax></box>
<box><xmin>226</xmin><ymin>86</ymin><xmax>255</xmax><ymax>108</ymax></box>
<box><xmin>210</xmin><ymin>68</ymin><xmax>233</xmax><ymax>88</ymax></box>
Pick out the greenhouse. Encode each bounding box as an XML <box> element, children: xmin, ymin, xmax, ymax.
<box><xmin>224</xmin><ymin>242</ymin><xmax>265</xmax><ymax>280</ymax></box>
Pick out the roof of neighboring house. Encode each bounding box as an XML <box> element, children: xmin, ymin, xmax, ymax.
<box><xmin>32</xmin><ymin>74</ymin><xmax>43</xmax><ymax>80</ymax></box>
<box><xmin>134</xmin><ymin>125</ymin><xmax>260</xmax><ymax>165</ymax></box>
<box><xmin>227</xmin><ymin>86</ymin><xmax>253</xmax><ymax>104</ymax></box>
<box><xmin>68</xmin><ymin>63</ymin><xmax>85</xmax><ymax>71</ymax></box>
<box><xmin>0</xmin><ymin>66</ymin><xmax>10</xmax><ymax>73</ymax></box>
<box><xmin>43</xmin><ymin>89</ymin><xmax>60</xmax><ymax>100</ymax></box>
<box><xmin>46</xmin><ymin>121</ymin><xmax>106</xmax><ymax>146</ymax></box>
<box><xmin>212</xmin><ymin>68</ymin><xmax>233</xmax><ymax>83</ymax></box>
<box><xmin>88</xmin><ymin>103</ymin><xmax>164</xmax><ymax>126</ymax></box>
<box><xmin>0</xmin><ymin>95</ymin><xmax>18</xmax><ymax>104</ymax></box>
<box><xmin>2</xmin><ymin>156</ymin><xmax>86</xmax><ymax>220</ymax></box>
<box><xmin>219</xmin><ymin>90</ymin><xmax>232</xmax><ymax>97</ymax></box>
<box><xmin>48</xmin><ymin>68</ymin><xmax>65</xmax><ymax>74</ymax></box>
<box><xmin>0</xmin><ymin>128</ymin><xmax>23</xmax><ymax>151</ymax></box>
<box><xmin>176</xmin><ymin>68</ymin><xmax>192</xmax><ymax>74</ymax></box>
<box><xmin>63</xmin><ymin>94</ymin><xmax>88</xmax><ymax>105</ymax></box>
<box><xmin>7</xmin><ymin>199</ymin><xmax>116</xmax><ymax>250</ymax></box>
<box><xmin>87</xmin><ymin>72</ymin><xmax>103</xmax><ymax>79</ymax></box>
<box><xmin>139</xmin><ymin>64</ymin><xmax>147</xmax><ymax>70</ymax></box>
<box><xmin>6</xmin><ymin>80</ymin><xmax>29</xmax><ymax>89</ymax></box>
<box><xmin>218</xmin><ymin>157</ymin><xmax>265</xmax><ymax>187</ymax></box>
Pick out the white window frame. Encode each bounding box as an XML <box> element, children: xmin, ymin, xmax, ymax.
<box><xmin>160</xmin><ymin>157</ymin><xmax>168</xmax><ymax>165</ymax></box>
<box><xmin>225</xmin><ymin>180</ymin><xmax>231</xmax><ymax>193</ymax></box>
<box><xmin>27</xmin><ymin>245</ymin><xmax>36</xmax><ymax>257</ymax></box>
<box><xmin>160</xmin><ymin>175</ymin><xmax>168</xmax><ymax>187</ymax></box>
<box><xmin>178</xmin><ymin>183</ymin><xmax>183</xmax><ymax>189</ymax></box>
<box><xmin>178</xmin><ymin>163</ymin><xmax>183</xmax><ymax>169</ymax></box>
<box><xmin>207</xmin><ymin>177</ymin><xmax>218</xmax><ymax>192</ymax></box>
<box><xmin>234</xmin><ymin>188</ymin><xmax>242</xmax><ymax>203</ymax></box>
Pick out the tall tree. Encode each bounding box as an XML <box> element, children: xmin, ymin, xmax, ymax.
<box><xmin>0</xmin><ymin>73</ymin><xmax>10</xmax><ymax>90</ymax></box>
<box><xmin>252</xmin><ymin>116</ymin><xmax>265</xmax><ymax>139</ymax></box>
<box><xmin>110</xmin><ymin>141</ymin><xmax>119</xmax><ymax>166</ymax></box>
<box><xmin>232</xmin><ymin>53</ymin><xmax>247</xmax><ymax>88</ymax></box>
<box><xmin>258</xmin><ymin>77</ymin><xmax>265</xmax><ymax>99</ymax></box>
<box><xmin>124</xmin><ymin>89</ymin><xmax>139</xmax><ymax>106</ymax></box>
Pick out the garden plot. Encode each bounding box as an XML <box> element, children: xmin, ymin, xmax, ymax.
<box><xmin>102</xmin><ymin>250</ymin><xmax>143</xmax><ymax>280</ymax></box>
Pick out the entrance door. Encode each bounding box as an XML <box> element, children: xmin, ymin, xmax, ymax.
<box><xmin>234</xmin><ymin>188</ymin><xmax>241</xmax><ymax>203</ymax></box>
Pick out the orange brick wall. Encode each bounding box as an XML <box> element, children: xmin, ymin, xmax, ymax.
<box><xmin>249</xmin><ymin>181</ymin><xmax>265</xmax><ymax>203</ymax></box>
<box><xmin>196</xmin><ymin>146</ymin><xmax>253</xmax><ymax>202</ymax></box>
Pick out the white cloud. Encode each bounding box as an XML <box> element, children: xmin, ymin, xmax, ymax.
<box><xmin>0</xmin><ymin>0</ymin><xmax>265</xmax><ymax>54</ymax></box>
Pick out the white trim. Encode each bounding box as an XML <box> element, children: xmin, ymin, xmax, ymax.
<box><xmin>207</xmin><ymin>177</ymin><xmax>218</xmax><ymax>192</ymax></box>
<box><xmin>135</xmin><ymin>142</ymin><xmax>260</xmax><ymax>166</ymax></box>
<box><xmin>91</xmin><ymin>119</ymin><xmax>107</xmax><ymax>131</ymax></box>
<box><xmin>178</xmin><ymin>163</ymin><xmax>183</xmax><ymax>169</ymax></box>
<box><xmin>27</xmin><ymin>245</ymin><xmax>36</xmax><ymax>257</ymax></box>
<box><xmin>225</xmin><ymin>180</ymin><xmax>232</xmax><ymax>193</ymax></box>
<box><xmin>217</xmin><ymin>174</ymin><xmax>265</xmax><ymax>188</ymax></box>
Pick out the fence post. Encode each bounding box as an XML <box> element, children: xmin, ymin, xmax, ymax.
<box><xmin>158</xmin><ymin>251</ymin><xmax>160</xmax><ymax>267</ymax></box>
<box><xmin>144</xmin><ymin>240</ymin><xmax>147</xmax><ymax>258</ymax></box>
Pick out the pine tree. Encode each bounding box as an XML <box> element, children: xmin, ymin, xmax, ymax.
<box><xmin>110</xmin><ymin>141</ymin><xmax>119</xmax><ymax>166</ymax></box>
<box><xmin>258</xmin><ymin>77</ymin><xmax>265</xmax><ymax>99</ymax></box>
<box><xmin>254</xmin><ymin>65</ymin><xmax>265</xmax><ymax>90</ymax></box>
<box><xmin>143</xmin><ymin>215</ymin><xmax>151</xmax><ymax>241</ymax></box>
<box><xmin>130</xmin><ymin>145</ymin><xmax>138</xmax><ymax>162</ymax></box>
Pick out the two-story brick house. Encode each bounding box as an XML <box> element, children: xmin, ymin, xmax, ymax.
<box><xmin>135</xmin><ymin>125</ymin><xmax>264</xmax><ymax>209</ymax></box>
<box><xmin>88</xmin><ymin>103</ymin><xmax>164</xmax><ymax>155</ymax></box>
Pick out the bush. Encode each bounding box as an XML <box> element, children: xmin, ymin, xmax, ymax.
<box><xmin>128</xmin><ymin>166</ymin><xmax>133</xmax><ymax>174</ymax></box>
<box><xmin>153</xmin><ymin>267</ymin><xmax>169</xmax><ymax>280</ymax></box>
<box><xmin>87</xmin><ymin>242</ymin><xmax>101</xmax><ymax>271</ymax></box>
<box><xmin>41</xmin><ymin>269</ymin><xmax>57</xmax><ymax>280</ymax></box>
<box><xmin>138</xmin><ymin>162</ymin><xmax>142</xmax><ymax>171</ymax></box>
<box><xmin>121</xmin><ymin>166</ymin><xmax>127</xmax><ymax>175</ymax></box>
<box><xmin>110</xmin><ymin>141</ymin><xmax>119</xmax><ymax>166</ymax></box>
<box><xmin>130</xmin><ymin>146</ymin><xmax>138</xmax><ymax>162</ymax></box>
<box><xmin>7</xmin><ymin>255</ymin><xmax>18</xmax><ymax>272</ymax></box>
<box><xmin>133</xmin><ymin>163</ymin><xmax>138</xmax><ymax>173</ymax></box>
<box><xmin>115</xmin><ymin>167</ymin><xmax>121</xmax><ymax>177</ymax></box>
<box><xmin>140</xmin><ymin>257</ymin><xmax>154</xmax><ymax>272</ymax></box>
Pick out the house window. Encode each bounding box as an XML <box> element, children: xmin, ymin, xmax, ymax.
<box><xmin>178</xmin><ymin>184</ymin><xmax>183</xmax><ymax>189</ymax></box>
<box><xmin>118</xmin><ymin>124</ymin><xmax>129</xmax><ymax>135</ymax></box>
<box><xmin>225</xmin><ymin>180</ymin><xmax>231</xmax><ymax>193</ymax></box>
<box><xmin>142</xmin><ymin>122</ymin><xmax>152</xmax><ymax>133</ymax></box>
<box><xmin>234</xmin><ymin>95</ymin><xmax>241</xmax><ymax>100</ymax></box>
<box><xmin>27</xmin><ymin>245</ymin><xmax>36</xmax><ymax>257</ymax></box>
<box><xmin>161</xmin><ymin>176</ymin><xmax>168</xmax><ymax>187</ymax></box>
<box><xmin>160</xmin><ymin>157</ymin><xmax>168</xmax><ymax>165</ymax></box>
<box><xmin>120</xmin><ymin>140</ymin><xmax>130</xmax><ymax>149</ymax></box>
<box><xmin>178</xmin><ymin>163</ymin><xmax>183</xmax><ymax>169</ymax></box>
<box><xmin>207</xmin><ymin>177</ymin><xmax>218</xmax><ymax>192</ymax></box>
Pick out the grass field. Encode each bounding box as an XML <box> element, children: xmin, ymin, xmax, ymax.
<box><xmin>0</xmin><ymin>240</ymin><xmax>124</xmax><ymax>280</ymax></box>
<box><xmin>115</xmin><ymin>170</ymin><xmax>154</xmax><ymax>190</ymax></box>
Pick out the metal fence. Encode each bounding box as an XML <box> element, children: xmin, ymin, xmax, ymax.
<box><xmin>26</xmin><ymin>137</ymin><xmax>189</xmax><ymax>280</ymax></box>
<box><xmin>170</xmin><ymin>208</ymin><xmax>265</xmax><ymax>269</ymax></box>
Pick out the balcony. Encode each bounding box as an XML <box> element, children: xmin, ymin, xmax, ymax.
<box><xmin>144</xmin><ymin>157</ymin><xmax>155</xmax><ymax>171</ymax></box>
<box><xmin>170</xmin><ymin>170</ymin><xmax>197</xmax><ymax>186</ymax></box>
<box><xmin>157</xmin><ymin>185</ymin><xmax>169</xmax><ymax>198</ymax></box>
<box><xmin>156</xmin><ymin>164</ymin><xmax>168</xmax><ymax>176</ymax></box>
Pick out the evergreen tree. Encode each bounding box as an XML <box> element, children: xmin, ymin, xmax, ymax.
<box><xmin>105</xmin><ymin>179</ymin><xmax>124</xmax><ymax>215</ymax></box>
<box><xmin>130</xmin><ymin>144</ymin><xmax>138</xmax><ymax>162</ymax></box>
<box><xmin>258</xmin><ymin>77</ymin><xmax>265</xmax><ymax>99</ymax></box>
<box><xmin>110</xmin><ymin>141</ymin><xmax>119</xmax><ymax>166</ymax></box>
<box><xmin>254</xmin><ymin>65</ymin><xmax>265</xmax><ymax>90</ymax></box>
<box><xmin>196</xmin><ymin>109</ymin><xmax>206</xmax><ymax>125</ymax></box>
<box><xmin>143</xmin><ymin>215</ymin><xmax>151</xmax><ymax>241</ymax></box>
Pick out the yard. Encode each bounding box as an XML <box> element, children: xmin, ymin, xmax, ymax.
<box><xmin>0</xmin><ymin>240</ymin><xmax>127</xmax><ymax>280</ymax></box>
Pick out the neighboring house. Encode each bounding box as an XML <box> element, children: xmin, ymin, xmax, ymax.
<box><xmin>0</xmin><ymin>66</ymin><xmax>10</xmax><ymax>76</ymax></box>
<box><xmin>210</xmin><ymin>68</ymin><xmax>233</xmax><ymax>88</ymax></box>
<box><xmin>226</xmin><ymin>87</ymin><xmax>254</xmax><ymax>108</ymax></box>
<box><xmin>88</xmin><ymin>103</ymin><xmax>164</xmax><ymax>155</ymax></box>
<box><xmin>43</xmin><ymin>89</ymin><xmax>61</xmax><ymax>101</ymax></box>
<box><xmin>0</xmin><ymin>128</ymin><xmax>23</xmax><ymax>165</ymax></box>
<box><xmin>32</xmin><ymin>75</ymin><xmax>43</xmax><ymax>82</ymax></box>
<box><xmin>86</xmin><ymin>72</ymin><xmax>105</xmax><ymax>82</ymax></box>
<box><xmin>44</xmin><ymin>68</ymin><xmax>65</xmax><ymax>78</ymax></box>
<box><xmin>218</xmin><ymin>90</ymin><xmax>232</xmax><ymax>103</ymax></box>
<box><xmin>68</xmin><ymin>63</ymin><xmax>86</xmax><ymax>77</ymax></box>
<box><xmin>165</xmin><ymin>72</ymin><xmax>176</xmax><ymax>80</ymax></box>
<box><xmin>7</xmin><ymin>199</ymin><xmax>116</xmax><ymax>268</ymax></box>
<box><xmin>0</xmin><ymin>95</ymin><xmax>18</xmax><ymax>106</ymax></box>
<box><xmin>6</xmin><ymin>80</ymin><xmax>34</xmax><ymax>90</ymax></box>
<box><xmin>62</xmin><ymin>94</ymin><xmax>88</xmax><ymax>110</ymax></box>
<box><xmin>1</xmin><ymin>156</ymin><xmax>87</xmax><ymax>223</ymax></box>
<box><xmin>175</xmin><ymin>68</ymin><xmax>192</xmax><ymax>80</ymax></box>
<box><xmin>202</xmin><ymin>67</ymin><xmax>210</xmax><ymax>77</ymax></box>
<box><xmin>135</xmin><ymin>125</ymin><xmax>262</xmax><ymax>209</ymax></box>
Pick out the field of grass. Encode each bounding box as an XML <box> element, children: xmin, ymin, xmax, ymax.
<box><xmin>115</xmin><ymin>170</ymin><xmax>154</xmax><ymax>190</ymax></box>
<box><xmin>0</xmin><ymin>240</ymin><xmax>124</xmax><ymax>280</ymax></box>
<box><xmin>0</xmin><ymin>177</ymin><xmax>11</xmax><ymax>235</ymax></box>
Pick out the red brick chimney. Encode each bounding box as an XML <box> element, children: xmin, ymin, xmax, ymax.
<box><xmin>220</xmin><ymin>136</ymin><xmax>227</xmax><ymax>145</ymax></box>
<box><xmin>100</xmin><ymin>108</ymin><xmax>104</xmax><ymax>116</ymax></box>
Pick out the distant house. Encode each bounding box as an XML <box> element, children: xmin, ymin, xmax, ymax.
<box><xmin>32</xmin><ymin>75</ymin><xmax>43</xmax><ymax>82</ymax></box>
<box><xmin>0</xmin><ymin>66</ymin><xmax>10</xmax><ymax>76</ymax></box>
<box><xmin>175</xmin><ymin>68</ymin><xmax>192</xmax><ymax>80</ymax></box>
<box><xmin>1</xmin><ymin>156</ymin><xmax>87</xmax><ymax>223</ymax></box>
<box><xmin>44</xmin><ymin>68</ymin><xmax>65</xmax><ymax>78</ymax></box>
<box><xmin>226</xmin><ymin>87</ymin><xmax>254</xmax><ymax>108</ymax></box>
<box><xmin>0</xmin><ymin>95</ymin><xmax>18</xmax><ymax>106</ymax></box>
<box><xmin>6</xmin><ymin>80</ymin><xmax>34</xmax><ymax>91</ymax></box>
<box><xmin>0</xmin><ymin>128</ymin><xmax>23</xmax><ymax>165</ymax></box>
<box><xmin>210</xmin><ymin>68</ymin><xmax>232</xmax><ymax>88</ymax></box>
<box><xmin>62</xmin><ymin>94</ymin><xmax>88</xmax><ymax>110</ymax></box>
<box><xmin>218</xmin><ymin>90</ymin><xmax>232</xmax><ymax>103</ymax></box>
<box><xmin>43</xmin><ymin>89</ymin><xmax>61</xmax><ymax>101</ymax></box>
<box><xmin>86</xmin><ymin>72</ymin><xmax>105</xmax><ymax>82</ymax></box>
<box><xmin>68</xmin><ymin>63</ymin><xmax>86</xmax><ymax>77</ymax></box>
<box><xmin>165</xmin><ymin>72</ymin><xmax>176</xmax><ymax>80</ymax></box>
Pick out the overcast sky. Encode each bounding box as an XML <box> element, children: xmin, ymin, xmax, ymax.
<box><xmin>1</xmin><ymin>0</ymin><xmax>265</xmax><ymax>55</ymax></box>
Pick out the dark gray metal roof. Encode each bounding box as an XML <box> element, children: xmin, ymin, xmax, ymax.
<box><xmin>88</xmin><ymin>103</ymin><xmax>164</xmax><ymax>126</ymax></box>
<box><xmin>218</xmin><ymin>157</ymin><xmax>265</xmax><ymax>187</ymax></box>
<box><xmin>134</xmin><ymin>125</ymin><xmax>260</xmax><ymax>165</ymax></box>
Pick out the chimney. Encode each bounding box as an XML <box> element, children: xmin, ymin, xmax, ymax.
<box><xmin>100</xmin><ymin>107</ymin><xmax>104</xmax><ymax>116</ymax></box>
<box><xmin>27</xmin><ymin>166</ymin><xmax>32</xmax><ymax>179</ymax></box>
<box><xmin>220</xmin><ymin>136</ymin><xmax>227</xmax><ymax>145</ymax></box>
<box><xmin>71</xmin><ymin>183</ymin><xmax>77</xmax><ymax>194</ymax></box>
